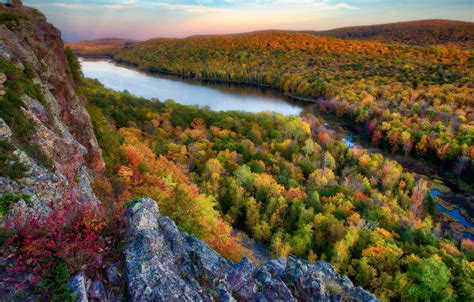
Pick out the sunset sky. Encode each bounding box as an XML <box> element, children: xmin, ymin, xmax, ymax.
<box><xmin>23</xmin><ymin>0</ymin><xmax>473</xmax><ymax>42</ymax></box>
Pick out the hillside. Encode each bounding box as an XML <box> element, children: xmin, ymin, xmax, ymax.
<box><xmin>68</xmin><ymin>19</ymin><xmax>474</xmax><ymax>57</ymax></box>
<box><xmin>108</xmin><ymin>31</ymin><xmax>474</xmax><ymax>189</ymax></box>
<box><xmin>312</xmin><ymin>19</ymin><xmax>474</xmax><ymax>47</ymax></box>
<box><xmin>83</xmin><ymin>77</ymin><xmax>474</xmax><ymax>301</ymax></box>
<box><xmin>67</xmin><ymin>38</ymin><xmax>137</xmax><ymax>57</ymax></box>
<box><xmin>0</xmin><ymin>2</ymin><xmax>104</xmax><ymax>204</ymax></box>
<box><xmin>0</xmin><ymin>1</ymin><xmax>109</xmax><ymax>298</ymax></box>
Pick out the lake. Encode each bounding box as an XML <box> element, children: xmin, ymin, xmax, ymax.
<box><xmin>80</xmin><ymin>59</ymin><xmax>304</xmax><ymax>115</ymax></box>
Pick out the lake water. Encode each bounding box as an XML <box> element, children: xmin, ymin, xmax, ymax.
<box><xmin>80</xmin><ymin>59</ymin><xmax>303</xmax><ymax>115</ymax></box>
<box><xmin>342</xmin><ymin>134</ymin><xmax>356</xmax><ymax>148</ymax></box>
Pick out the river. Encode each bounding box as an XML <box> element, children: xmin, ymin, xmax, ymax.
<box><xmin>80</xmin><ymin>58</ymin><xmax>472</xmax><ymax>240</ymax></box>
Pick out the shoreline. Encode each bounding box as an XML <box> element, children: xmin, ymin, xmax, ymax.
<box><xmin>78</xmin><ymin>54</ymin><xmax>319</xmax><ymax>105</ymax></box>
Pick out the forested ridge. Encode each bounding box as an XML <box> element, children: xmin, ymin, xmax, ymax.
<box><xmin>311</xmin><ymin>19</ymin><xmax>474</xmax><ymax>47</ymax></box>
<box><xmin>84</xmin><ymin>78</ymin><xmax>473</xmax><ymax>302</ymax></box>
<box><xmin>106</xmin><ymin>32</ymin><xmax>474</xmax><ymax>188</ymax></box>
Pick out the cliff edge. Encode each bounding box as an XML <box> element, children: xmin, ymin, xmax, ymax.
<box><xmin>0</xmin><ymin>2</ymin><xmax>104</xmax><ymax>212</ymax></box>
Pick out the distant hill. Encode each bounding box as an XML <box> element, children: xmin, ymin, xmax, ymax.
<box><xmin>66</xmin><ymin>38</ymin><xmax>137</xmax><ymax>56</ymax></box>
<box><xmin>70</xmin><ymin>20</ymin><xmax>474</xmax><ymax>56</ymax></box>
<box><xmin>188</xmin><ymin>20</ymin><xmax>474</xmax><ymax>48</ymax></box>
<box><xmin>309</xmin><ymin>19</ymin><xmax>474</xmax><ymax>47</ymax></box>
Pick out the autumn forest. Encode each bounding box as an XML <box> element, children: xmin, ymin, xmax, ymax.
<box><xmin>73</xmin><ymin>19</ymin><xmax>473</xmax><ymax>302</ymax></box>
<box><xmin>1</xmin><ymin>2</ymin><xmax>473</xmax><ymax>301</ymax></box>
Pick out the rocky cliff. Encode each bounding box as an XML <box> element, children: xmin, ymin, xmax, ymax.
<box><xmin>0</xmin><ymin>2</ymin><xmax>104</xmax><ymax>212</ymax></box>
<box><xmin>119</xmin><ymin>198</ymin><xmax>379</xmax><ymax>302</ymax></box>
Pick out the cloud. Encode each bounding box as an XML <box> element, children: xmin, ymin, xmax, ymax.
<box><xmin>223</xmin><ymin>0</ymin><xmax>359</xmax><ymax>10</ymax></box>
<box><xmin>36</xmin><ymin>0</ymin><xmax>358</xmax><ymax>12</ymax></box>
<box><xmin>51</xmin><ymin>1</ymin><xmax>137</xmax><ymax>10</ymax></box>
<box><xmin>326</xmin><ymin>2</ymin><xmax>359</xmax><ymax>10</ymax></box>
<box><xmin>53</xmin><ymin>3</ymin><xmax>88</xmax><ymax>9</ymax></box>
<box><xmin>151</xmin><ymin>3</ymin><xmax>229</xmax><ymax>14</ymax></box>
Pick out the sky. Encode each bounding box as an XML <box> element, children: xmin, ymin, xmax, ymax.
<box><xmin>22</xmin><ymin>0</ymin><xmax>473</xmax><ymax>42</ymax></box>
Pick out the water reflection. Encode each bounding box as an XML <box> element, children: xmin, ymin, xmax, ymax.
<box><xmin>80</xmin><ymin>59</ymin><xmax>303</xmax><ymax>115</ymax></box>
<box><xmin>342</xmin><ymin>134</ymin><xmax>355</xmax><ymax>148</ymax></box>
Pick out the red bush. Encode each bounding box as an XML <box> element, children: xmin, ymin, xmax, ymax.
<box><xmin>3</xmin><ymin>201</ymin><xmax>105</xmax><ymax>277</ymax></box>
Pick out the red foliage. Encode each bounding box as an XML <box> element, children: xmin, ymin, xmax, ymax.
<box><xmin>354</xmin><ymin>190</ymin><xmax>369</xmax><ymax>201</ymax></box>
<box><xmin>367</xmin><ymin>120</ymin><xmax>377</xmax><ymax>133</ymax></box>
<box><xmin>317</xmin><ymin>130</ymin><xmax>332</xmax><ymax>146</ymax></box>
<box><xmin>4</xmin><ymin>202</ymin><xmax>105</xmax><ymax>277</ymax></box>
<box><xmin>371</xmin><ymin>130</ymin><xmax>383</xmax><ymax>147</ymax></box>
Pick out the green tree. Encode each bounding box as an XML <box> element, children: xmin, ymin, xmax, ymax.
<box><xmin>65</xmin><ymin>47</ymin><xmax>83</xmax><ymax>88</ymax></box>
<box><xmin>234</xmin><ymin>165</ymin><xmax>254</xmax><ymax>191</ymax></box>
<box><xmin>407</xmin><ymin>257</ymin><xmax>452</xmax><ymax>301</ymax></box>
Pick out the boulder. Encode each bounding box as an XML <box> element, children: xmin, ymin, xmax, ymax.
<box><xmin>124</xmin><ymin>197</ymin><xmax>380</xmax><ymax>302</ymax></box>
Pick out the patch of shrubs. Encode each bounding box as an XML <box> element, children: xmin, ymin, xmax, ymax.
<box><xmin>65</xmin><ymin>47</ymin><xmax>83</xmax><ymax>89</ymax></box>
<box><xmin>0</xmin><ymin>11</ymin><xmax>21</xmax><ymax>29</ymax></box>
<box><xmin>1</xmin><ymin>200</ymin><xmax>105</xmax><ymax>300</ymax></box>
<box><xmin>0</xmin><ymin>192</ymin><xmax>31</xmax><ymax>217</ymax></box>
<box><xmin>0</xmin><ymin>141</ymin><xmax>28</xmax><ymax>180</ymax></box>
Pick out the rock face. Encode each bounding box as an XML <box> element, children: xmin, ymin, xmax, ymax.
<box><xmin>0</xmin><ymin>73</ymin><xmax>6</xmax><ymax>96</ymax></box>
<box><xmin>0</xmin><ymin>3</ymin><xmax>104</xmax><ymax>208</ymax></box>
<box><xmin>0</xmin><ymin>4</ymin><xmax>105</xmax><ymax>299</ymax></box>
<box><xmin>124</xmin><ymin>198</ymin><xmax>379</xmax><ymax>302</ymax></box>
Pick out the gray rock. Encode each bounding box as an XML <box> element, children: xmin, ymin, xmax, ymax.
<box><xmin>124</xmin><ymin>198</ymin><xmax>380</xmax><ymax>302</ymax></box>
<box><xmin>107</xmin><ymin>291</ymin><xmax>123</xmax><ymax>302</ymax></box>
<box><xmin>0</xmin><ymin>118</ymin><xmax>11</xmax><ymax>140</ymax></box>
<box><xmin>107</xmin><ymin>264</ymin><xmax>121</xmax><ymax>286</ymax></box>
<box><xmin>88</xmin><ymin>280</ymin><xmax>107</xmax><ymax>302</ymax></box>
<box><xmin>0</xmin><ymin>73</ymin><xmax>5</xmax><ymax>97</ymax></box>
<box><xmin>67</xmin><ymin>272</ymin><xmax>88</xmax><ymax>302</ymax></box>
<box><xmin>124</xmin><ymin>197</ymin><xmax>219</xmax><ymax>301</ymax></box>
